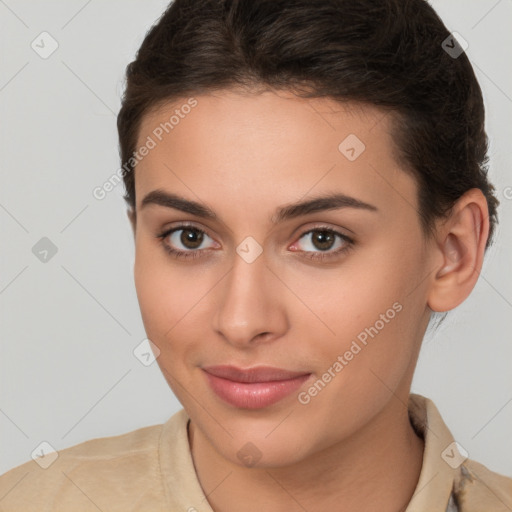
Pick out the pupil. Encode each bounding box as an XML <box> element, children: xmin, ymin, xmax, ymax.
<box><xmin>181</xmin><ymin>229</ymin><xmax>203</xmax><ymax>249</ymax></box>
<box><xmin>313</xmin><ymin>231</ymin><xmax>334</xmax><ymax>251</ymax></box>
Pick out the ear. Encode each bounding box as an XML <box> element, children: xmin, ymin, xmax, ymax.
<box><xmin>427</xmin><ymin>188</ymin><xmax>490</xmax><ymax>312</ymax></box>
<box><xmin>127</xmin><ymin>208</ymin><xmax>136</xmax><ymax>236</ymax></box>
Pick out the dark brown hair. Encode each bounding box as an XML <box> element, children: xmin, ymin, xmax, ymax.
<box><xmin>117</xmin><ymin>0</ymin><xmax>499</xmax><ymax>248</ymax></box>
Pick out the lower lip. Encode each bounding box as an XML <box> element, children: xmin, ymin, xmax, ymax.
<box><xmin>203</xmin><ymin>371</ymin><xmax>311</xmax><ymax>409</ymax></box>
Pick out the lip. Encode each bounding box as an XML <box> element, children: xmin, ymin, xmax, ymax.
<box><xmin>202</xmin><ymin>365</ymin><xmax>312</xmax><ymax>409</ymax></box>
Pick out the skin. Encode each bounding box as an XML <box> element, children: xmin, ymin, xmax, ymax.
<box><xmin>128</xmin><ymin>88</ymin><xmax>489</xmax><ymax>512</ymax></box>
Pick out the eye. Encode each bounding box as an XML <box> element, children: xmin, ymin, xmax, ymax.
<box><xmin>156</xmin><ymin>224</ymin><xmax>219</xmax><ymax>259</ymax></box>
<box><xmin>289</xmin><ymin>227</ymin><xmax>353</xmax><ymax>261</ymax></box>
<box><xmin>156</xmin><ymin>224</ymin><xmax>353</xmax><ymax>262</ymax></box>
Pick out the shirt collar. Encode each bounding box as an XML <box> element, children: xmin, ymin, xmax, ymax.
<box><xmin>405</xmin><ymin>393</ymin><xmax>461</xmax><ymax>511</ymax></box>
<box><xmin>158</xmin><ymin>394</ymin><xmax>460</xmax><ymax>511</ymax></box>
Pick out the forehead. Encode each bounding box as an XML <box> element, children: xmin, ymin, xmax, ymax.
<box><xmin>134</xmin><ymin>89</ymin><xmax>416</xmax><ymax>222</ymax></box>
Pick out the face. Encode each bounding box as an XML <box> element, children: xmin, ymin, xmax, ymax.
<box><xmin>130</xmin><ymin>89</ymin><xmax>434</xmax><ymax>468</ymax></box>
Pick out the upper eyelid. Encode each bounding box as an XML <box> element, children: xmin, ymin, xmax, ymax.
<box><xmin>299</xmin><ymin>227</ymin><xmax>352</xmax><ymax>239</ymax></box>
<box><xmin>159</xmin><ymin>221</ymin><xmax>213</xmax><ymax>237</ymax></box>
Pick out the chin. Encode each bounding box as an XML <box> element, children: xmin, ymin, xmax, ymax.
<box><xmin>226</xmin><ymin>437</ymin><xmax>313</xmax><ymax>470</ymax></box>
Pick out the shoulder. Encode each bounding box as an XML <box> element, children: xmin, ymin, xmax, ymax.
<box><xmin>454</xmin><ymin>458</ymin><xmax>512</xmax><ymax>511</ymax></box>
<box><xmin>0</xmin><ymin>421</ymin><xmax>166</xmax><ymax>512</ymax></box>
<box><xmin>407</xmin><ymin>394</ymin><xmax>512</xmax><ymax>511</ymax></box>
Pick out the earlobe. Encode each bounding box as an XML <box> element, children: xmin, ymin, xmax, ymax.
<box><xmin>427</xmin><ymin>189</ymin><xmax>489</xmax><ymax>312</ymax></box>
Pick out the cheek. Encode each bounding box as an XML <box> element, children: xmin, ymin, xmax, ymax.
<box><xmin>134</xmin><ymin>260</ymin><xmax>171</xmax><ymax>337</ymax></box>
<box><xmin>133</xmin><ymin>254</ymin><xmax>199</xmax><ymax>400</ymax></box>
<box><xmin>133</xmin><ymin>245</ymin><xmax>218</xmax><ymax>360</ymax></box>
<box><xmin>296</xmin><ymin>238</ymin><xmax>426</xmax><ymax>387</ymax></box>
<box><xmin>281</xmin><ymin>247</ymin><xmax>413</xmax><ymax>345</ymax></box>
<box><xmin>133</xmin><ymin>244</ymin><xmax>187</xmax><ymax>344</ymax></box>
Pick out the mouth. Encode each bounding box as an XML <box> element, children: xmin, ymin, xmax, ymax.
<box><xmin>202</xmin><ymin>365</ymin><xmax>312</xmax><ymax>409</ymax></box>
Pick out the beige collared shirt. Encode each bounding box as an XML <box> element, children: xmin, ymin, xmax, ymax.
<box><xmin>0</xmin><ymin>394</ymin><xmax>510</xmax><ymax>511</ymax></box>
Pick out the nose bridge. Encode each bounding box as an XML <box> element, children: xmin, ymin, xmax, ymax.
<box><xmin>212</xmin><ymin>248</ymin><xmax>286</xmax><ymax>347</ymax></box>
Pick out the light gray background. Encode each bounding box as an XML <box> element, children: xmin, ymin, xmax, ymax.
<box><xmin>1</xmin><ymin>0</ymin><xmax>511</xmax><ymax>476</ymax></box>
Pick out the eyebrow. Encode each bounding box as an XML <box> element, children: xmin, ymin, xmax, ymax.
<box><xmin>140</xmin><ymin>189</ymin><xmax>378</xmax><ymax>223</ymax></box>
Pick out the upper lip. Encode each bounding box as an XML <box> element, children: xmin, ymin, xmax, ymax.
<box><xmin>202</xmin><ymin>365</ymin><xmax>310</xmax><ymax>383</ymax></box>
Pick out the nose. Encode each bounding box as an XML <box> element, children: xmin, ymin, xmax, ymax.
<box><xmin>212</xmin><ymin>249</ymin><xmax>289</xmax><ymax>349</ymax></box>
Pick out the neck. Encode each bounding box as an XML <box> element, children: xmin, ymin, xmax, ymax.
<box><xmin>188</xmin><ymin>394</ymin><xmax>424</xmax><ymax>512</ymax></box>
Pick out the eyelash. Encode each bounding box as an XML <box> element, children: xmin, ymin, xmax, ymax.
<box><xmin>155</xmin><ymin>223</ymin><xmax>354</xmax><ymax>262</ymax></box>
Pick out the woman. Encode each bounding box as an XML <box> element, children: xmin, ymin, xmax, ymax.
<box><xmin>1</xmin><ymin>0</ymin><xmax>510</xmax><ymax>510</ymax></box>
